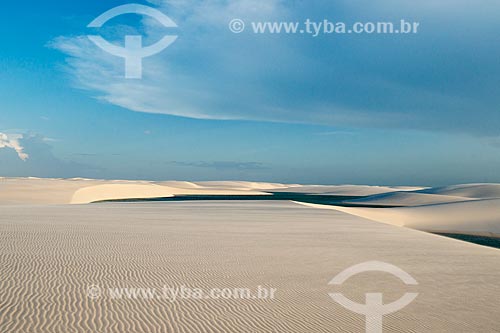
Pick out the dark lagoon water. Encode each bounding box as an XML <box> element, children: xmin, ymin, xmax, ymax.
<box><xmin>95</xmin><ymin>192</ymin><xmax>398</xmax><ymax>208</ymax></box>
<box><xmin>434</xmin><ymin>233</ymin><xmax>500</xmax><ymax>250</ymax></box>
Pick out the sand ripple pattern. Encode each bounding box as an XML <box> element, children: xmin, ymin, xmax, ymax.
<box><xmin>1</xmin><ymin>201</ymin><xmax>500</xmax><ymax>332</ymax></box>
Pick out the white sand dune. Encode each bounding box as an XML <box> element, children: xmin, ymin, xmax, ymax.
<box><xmin>195</xmin><ymin>180</ymin><xmax>292</xmax><ymax>190</ymax></box>
<box><xmin>300</xmin><ymin>198</ymin><xmax>500</xmax><ymax>237</ymax></box>
<box><xmin>0</xmin><ymin>178</ymin><xmax>273</xmax><ymax>205</ymax></box>
<box><xmin>71</xmin><ymin>182</ymin><xmax>274</xmax><ymax>204</ymax></box>
<box><xmin>416</xmin><ymin>183</ymin><xmax>500</xmax><ymax>199</ymax></box>
<box><xmin>2</xmin><ymin>178</ymin><xmax>499</xmax><ymax>237</ymax></box>
<box><xmin>71</xmin><ymin>184</ymin><xmax>176</xmax><ymax>204</ymax></box>
<box><xmin>343</xmin><ymin>191</ymin><xmax>473</xmax><ymax>207</ymax></box>
<box><xmin>0</xmin><ymin>177</ymin><xmax>103</xmax><ymax>205</ymax></box>
<box><xmin>2</xmin><ymin>201</ymin><xmax>500</xmax><ymax>332</ymax></box>
<box><xmin>340</xmin><ymin>183</ymin><xmax>500</xmax><ymax>208</ymax></box>
<box><xmin>286</xmin><ymin>183</ymin><xmax>500</xmax><ymax>238</ymax></box>
<box><xmin>156</xmin><ymin>180</ymin><xmax>202</xmax><ymax>188</ymax></box>
<box><xmin>2</xmin><ymin>178</ymin><xmax>425</xmax><ymax>205</ymax></box>
<box><xmin>269</xmin><ymin>184</ymin><xmax>423</xmax><ymax>196</ymax></box>
<box><xmin>2</xmin><ymin>179</ymin><xmax>500</xmax><ymax>331</ymax></box>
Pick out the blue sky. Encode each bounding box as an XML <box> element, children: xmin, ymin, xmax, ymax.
<box><xmin>1</xmin><ymin>0</ymin><xmax>499</xmax><ymax>185</ymax></box>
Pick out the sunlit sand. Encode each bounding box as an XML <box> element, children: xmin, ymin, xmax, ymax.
<box><xmin>1</xmin><ymin>178</ymin><xmax>500</xmax><ymax>332</ymax></box>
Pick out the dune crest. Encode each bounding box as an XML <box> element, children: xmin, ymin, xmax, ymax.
<box><xmin>2</xmin><ymin>177</ymin><xmax>423</xmax><ymax>205</ymax></box>
<box><xmin>0</xmin><ymin>178</ymin><xmax>274</xmax><ymax>205</ymax></box>
<box><xmin>71</xmin><ymin>184</ymin><xmax>175</xmax><ymax>204</ymax></box>
<box><xmin>343</xmin><ymin>191</ymin><xmax>474</xmax><ymax>207</ymax></box>
<box><xmin>299</xmin><ymin>198</ymin><xmax>500</xmax><ymax>237</ymax></box>
<box><xmin>269</xmin><ymin>185</ymin><xmax>424</xmax><ymax>196</ymax></box>
<box><xmin>416</xmin><ymin>183</ymin><xmax>500</xmax><ymax>199</ymax></box>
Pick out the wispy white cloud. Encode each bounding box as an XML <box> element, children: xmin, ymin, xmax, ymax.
<box><xmin>0</xmin><ymin>133</ymin><xmax>29</xmax><ymax>161</ymax></box>
<box><xmin>49</xmin><ymin>0</ymin><xmax>405</xmax><ymax>127</ymax></box>
<box><xmin>50</xmin><ymin>0</ymin><xmax>292</xmax><ymax>121</ymax></box>
<box><xmin>51</xmin><ymin>0</ymin><xmax>500</xmax><ymax>135</ymax></box>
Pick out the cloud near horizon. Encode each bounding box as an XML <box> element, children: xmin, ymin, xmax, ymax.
<box><xmin>0</xmin><ymin>134</ymin><xmax>100</xmax><ymax>178</ymax></box>
<box><xmin>52</xmin><ymin>0</ymin><xmax>500</xmax><ymax>136</ymax></box>
<box><xmin>0</xmin><ymin>133</ymin><xmax>29</xmax><ymax>161</ymax></box>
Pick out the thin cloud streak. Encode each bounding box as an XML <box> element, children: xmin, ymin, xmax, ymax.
<box><xmin>171</xmin><ymin>160</ymin><xmax>268</xmax><ymax>170</ymax></box>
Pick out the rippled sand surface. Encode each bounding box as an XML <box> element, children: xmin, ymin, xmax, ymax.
<box><xmin>1</xmin><ymin>201</ymin><xmax>500</xmax><ymax>332</ymax></box>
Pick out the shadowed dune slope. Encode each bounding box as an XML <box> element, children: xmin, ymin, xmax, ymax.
<box><xmin>300</xmin><ymin>199</ymin><xmax>500</xmax><ymax>237</ymax></box>
<box><xmin>415</xmin><ymin>183</ymin><xmax>500</xmax><ymax>199</ymax></box>
<box><xmin>343</xmin><ymin>191</ymin><xmax>474</xmax><ymax>207</ymax></box>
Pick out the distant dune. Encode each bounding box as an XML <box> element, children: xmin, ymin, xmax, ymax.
<box><xmin>0</xmin><ymin>177</ymin><xmax>422</xmax><ymax>205</ymax></box>
<box><xmin>343</xmin><ymin>191</ymin><xmax>473</xmax><ymax>207</ymax></box>
<box><xmin>2</xmin><ymin>178</ymin><xmax>500</xmax><ymax>238</ymax></box>
<box><xmin>0</xmin><ymin>178</ymin><xmax>273</xmax><ymax>205</ymax></box>
<box><xmin>415</xmin><ymin>183</ymin><xmax>500</xmax><ymax>199</ymax></box>
<box><xmin>300</xmin><ymin>183</ymin><xmax>500</xmax><ymax>237</ymax></box>
<box><xmin>267</xmin><ymin>184</ymin><xmax>424</xmax><ymax>196</ymax></box>
<box><xmin>71</xmin><ymin>184</ymin><xmax>176</xmax><ymax>204</ymax></box>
